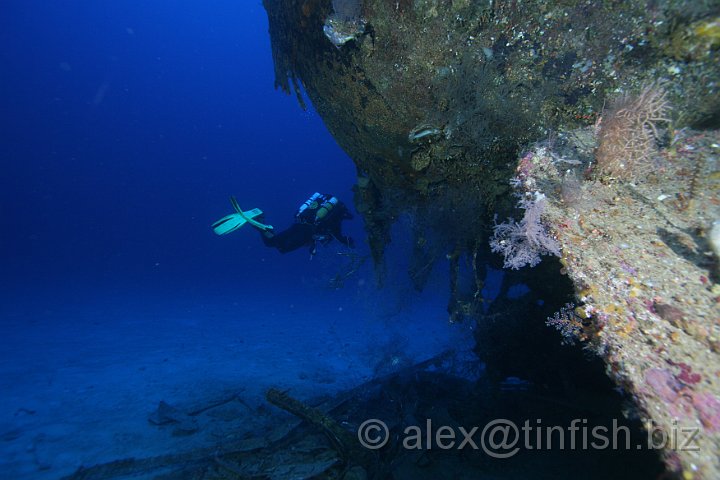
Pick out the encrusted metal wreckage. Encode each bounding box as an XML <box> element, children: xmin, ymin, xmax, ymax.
<box><xmin>262</xmin><ymin>0</ymin><xmax>720</xmax><ymax>477</ymax></box>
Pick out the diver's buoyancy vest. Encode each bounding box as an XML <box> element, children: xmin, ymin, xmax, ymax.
<box><xmin>296</xmin><ymin>192</ymin><xmax>339</xmax><ymax>225</ymax></box>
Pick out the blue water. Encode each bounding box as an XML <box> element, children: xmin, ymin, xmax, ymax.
<box><xmin>0</xmin><ymin>1</ymin><xmax>365</xmax><ymax>295</ymax></box>
<box><xmin>0</xmin><ymin>3</ymin><xmax>468</xmax><ymax>477</ymax></box>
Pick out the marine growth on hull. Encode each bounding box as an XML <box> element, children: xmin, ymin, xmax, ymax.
<box><xmin>259</xmin><ymin>0</ymin><xmax>720</xmax><ymax>478</ymax></box>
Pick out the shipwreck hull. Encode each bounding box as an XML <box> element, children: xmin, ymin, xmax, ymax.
<box><xmin>264</xmin><ymin>0</ymin><xmax>719</xmax><ymax>268</ymax></box>
<box><xmin>263</xmin><ymin>0</ymin><xmax>720</xmax><ymax>476</ymax></box>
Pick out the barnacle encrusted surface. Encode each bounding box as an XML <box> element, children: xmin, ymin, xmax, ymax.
<box><xmin>512</xmin><ymin>127</ymin><xmax>720</xmax><ymax>477</ymax></box>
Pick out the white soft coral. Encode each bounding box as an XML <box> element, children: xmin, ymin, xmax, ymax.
<box><xmin>490</xmin><ymin>194</ymin><xmax>561</xmax><ymax>270</ymax></box>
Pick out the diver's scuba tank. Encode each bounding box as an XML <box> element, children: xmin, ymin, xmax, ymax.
<box><xmin>297</xmin><ymin>192</ymin><xmax>322</xmax><ymax>217</ymax></box>
<box><xmin>296</xmin><ymin>193</ymin><xmax>340</xmax><ymax>225</ymax></box>
<box><xmin>296</xmin><ymin>192</ymin><xmax>322</xmax><ymax>224</ymax></box>
<box><xmin>315</xmin><ymin>196</ymin><xmax>338</xmax><ymax>223</ymax></box>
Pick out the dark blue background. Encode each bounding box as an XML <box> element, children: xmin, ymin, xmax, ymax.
<box><xmin>0</xmin><ymin>1</ymin><xmax>363</xmax><ymax>301</ymax></box>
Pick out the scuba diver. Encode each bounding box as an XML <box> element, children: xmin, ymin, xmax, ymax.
<box><xmin>212</xmin><ymin>192</ymin><xmax>354</xmax><ymax>255</ymax></box>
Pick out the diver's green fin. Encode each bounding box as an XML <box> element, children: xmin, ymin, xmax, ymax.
<box><xmin>230</xmin><ymin>195</ymin><xmax>243</xmax><ymax>214</ymax></box>
<box><xmin>237</xmin><ymin>207</ymin><xmax>273</xmax><ymax>231</ymax></box>
<box><xmin>212</xmin><ymin>198</ymin><xmax>273</xmax><ymax>235</ymax></box>
<box><xmin>212</xmin><ymin>211</ymin><xmax>255</xmax><ymax>235</ymax></box>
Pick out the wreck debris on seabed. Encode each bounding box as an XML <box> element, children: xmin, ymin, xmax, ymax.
<box><xmin>511</xmin><ymin>124</ymin><xmax>720</xmax><ymax>477</ymax></box>
<box><xmin>61</xmin><ymin>351</ymin><xmax>665</xmax><ymax>479</ymax></box>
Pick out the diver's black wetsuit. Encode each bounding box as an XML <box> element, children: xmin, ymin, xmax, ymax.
<box><xmin>259</xmin><ymin>195</ymin><xmax>354</xmax><ymax>254</ymax></box>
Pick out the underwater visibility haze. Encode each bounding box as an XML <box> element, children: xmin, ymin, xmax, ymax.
<box><xmin>1</xmin><ymin>1</ymin><xmax>719</xmax><ymax>479</ymax></box>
